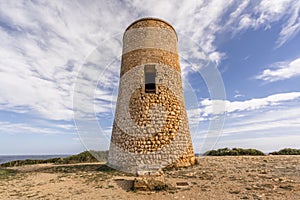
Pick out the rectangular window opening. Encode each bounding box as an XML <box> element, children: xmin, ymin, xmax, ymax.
<box><xmin>144</xmin><ymin>65</ymin><xmax>156</xmax><ymax>93</ymax></box>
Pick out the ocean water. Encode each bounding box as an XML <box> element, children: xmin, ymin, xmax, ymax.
<box><xmin>0</xmin><ymin>155</ymin><xmax>70</xmax><ymax>164</ymax></box>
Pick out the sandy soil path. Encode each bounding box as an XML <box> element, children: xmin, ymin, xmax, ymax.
<box><xmin>0</xmin><ymin>156</ymin><xmax>299</xmax><ymax>200</ymax></box>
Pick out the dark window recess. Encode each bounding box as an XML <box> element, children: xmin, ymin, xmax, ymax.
<box><xmin>144</xmin><ymin>65</ymin><xmax>156</xmax><ymax>93</ymax></box>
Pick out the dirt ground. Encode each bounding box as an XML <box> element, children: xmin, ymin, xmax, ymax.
<box><xmin>0</xmin><ymin>155</ymin><xmax>299</xmax><ymax>200</ymax></box>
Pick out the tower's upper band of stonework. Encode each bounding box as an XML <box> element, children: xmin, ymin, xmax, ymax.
<box><xmin>125</xmin><ymin>17</ymin><xmax>178</xmax><ymax>41</ymax></box>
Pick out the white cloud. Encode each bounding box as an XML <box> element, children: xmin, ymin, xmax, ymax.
<box><xmin>214</xmin><ymin>135</ymin><xmax>300</xmax><ymax>153</ymax></box>
<box><xmin>227</xmin><ymin>92</ymin><xmax>300</xmax><ymax>112</ymax></box>
<box><xmin>222</xmin><ymin>105</ymin><xmax>300</xmax><ymax>135</ymax></box>
<box><xmin>223</xmin><ymin>116</ymin><xmax>300</xmax><ymax>136</ymax></box>
<box><xmin>234</xmin><ymin>0</ymin><xmax>300</xmax><ymax>47</ymax></box>
<box><xmin>274</xmin><ymin>1</ymin><xmax>300</xmax><ymax>47</ymax></box>
<box><xmin>193</xmin><ymin>94</ymin><xmax>300</xmax><ymax>153</ymax></box>
<box><xmin>0</xmin><ymin>0</ymin><xmax>237</xmax><ymax>123</ymax></box>
<box><xmin>211</xmin><ymin>105</ymin><xmax>300</xmax><ymax>152</ymax></box>
<box><xmin>238</xmin><ymin>14</ymin><xmax>254</xmax><ymax>30</ymax></box>
<box><xmin>234</xmin><ymin>93</ymin><xmax>245</xmax><ymax>99</ymax></box>
<box><xmin>199</xmin><ymin>92</ymin><xmax>300</xmax><ymax>116</ymax></box>
<box><xmin>0</xmin><ymin>1</ymin><xmax>130</xmax><ymax>121</ymax></box>
<box><xmin>184</xmin><ymin>91</ymin><xmax>300</xmax><ymax>152</ymax></box>
<box><xmin>226</xmin><ymin>0</ymin><xmax>250</xmax><ymax>28</ymax></box>
<box><xmin>0</xmin><ymin>121</ymin><xmax>75</xmax><ymax>135</ymax></box>
<box><xmin>256</xmin><ymin>57</ymin><xmax>300</xmax><ymax>82</ymax></box>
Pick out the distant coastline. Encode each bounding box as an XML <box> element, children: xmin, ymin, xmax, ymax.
<box><xmin>0</xmin><ymin>154</ymin><xmax>70</xmax><ymax>165</ymax></box>
<box><xmin>1</xmin><ymin>148</ymin><xmax>299</xmax><ymax>167</ymax></box>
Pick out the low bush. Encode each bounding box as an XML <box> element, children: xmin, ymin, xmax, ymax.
<box><xmin>269</xmin><ymin>148</ymin><xmax>300</xmax><ymax>155</ymax></box>
<box><xmin>204</xmin><ymin>148</ymin><xmax>265</xmax><ymax>156</ymax></box>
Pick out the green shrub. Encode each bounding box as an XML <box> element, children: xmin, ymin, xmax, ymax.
<box><xmin>0</xmin><ymin>168</ymin><xmax>17</xmax><ymax>179</ymax></box>
<box><xmin>204</xmin><ymin>148</ymin><xmax>265</xmax><ymax>156</ymax></box>
<box><xmin>269</xmin><ymin>148</ymin><xmax>300</xmax><ymax>155</ymax></box>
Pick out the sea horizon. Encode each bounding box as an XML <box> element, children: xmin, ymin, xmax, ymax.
<box><xmin>0</xmin><ymin>154</ymin><xmax>71</xmax><ymax>165</ymax></box>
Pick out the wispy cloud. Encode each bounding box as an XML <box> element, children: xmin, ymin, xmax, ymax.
<box><xmin>275</xmin><ymin>1</ymin><xmax>300</xmax><ymax>47</ymax></box>
<box><xmin>256</xmin><ymin>57</ymin><xmax>300</xmax><ymax>82</ymax></box>
<box><xmin>0</xmin><ymin>121</ymin><xmax>75</xmax><ymax>135</ymax></box>
<box><xmin>214</xmin><ymin>135</ymin><xmax>300</xmax><ymax>153</ymax></box>
<box><xmin>0</xmin><ymin>1</ymin><xmax>132</xmax><ymax>121</ymax></box>
<box><xmin>234</xmin><ymin>0</ymin><xmax>300</xmax><ymax>47</ymax></box>
<box><xmin>185</xmin><ymin>91</ymin><xmax>300</xmax><ymax>142</ymax></box>
<box><xmin>191</xmin><ymin>93</ymin><xmax>300</xmax><ymax>152</ymax></box>
<box><xmin>215</xmin><ymin>103</ymin><xmax>300</xmax><ymax>152</ymax></box>
<box><xmin>234</xmin><ymin>90</ymin><xmax>245</xmax><ymax>99</ymax></box>
<box><xmin>199</xmin><ymin>92</ymin><xmax>300</xmax><ymax>116</ymax></box>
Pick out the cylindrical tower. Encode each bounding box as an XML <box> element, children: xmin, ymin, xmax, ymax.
<box><xmin>108</xmin><ymin>18</ymin><xmax>195</xmax><ymax>174</ymax></box>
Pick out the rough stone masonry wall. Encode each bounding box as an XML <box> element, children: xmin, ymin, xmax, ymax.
<box><xmin>125</xmin><ymin>18</ymin><xmax>176</xmax><ymax>34</ymax></box>
<box><xmin>108</xmin><ymin>18</ymin><xmax>195</xmax><ymax>173</ymax></box>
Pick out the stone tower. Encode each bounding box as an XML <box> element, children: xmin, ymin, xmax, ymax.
<box><xmin>108</xmin><ymin>18</ymin><xmax>195</xmax><ymax>174</ymax></box>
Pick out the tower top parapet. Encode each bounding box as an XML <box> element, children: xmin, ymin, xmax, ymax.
<box><xmin>125</xmin><ymin>17</ymin><xmax>178</xmax><ymax>41</ymax></box>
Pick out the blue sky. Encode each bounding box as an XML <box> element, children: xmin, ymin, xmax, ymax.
<box><xmin>0</xmin><ymin>1</ymin><xmax>300</xmax><ymax>155</ymax></box>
